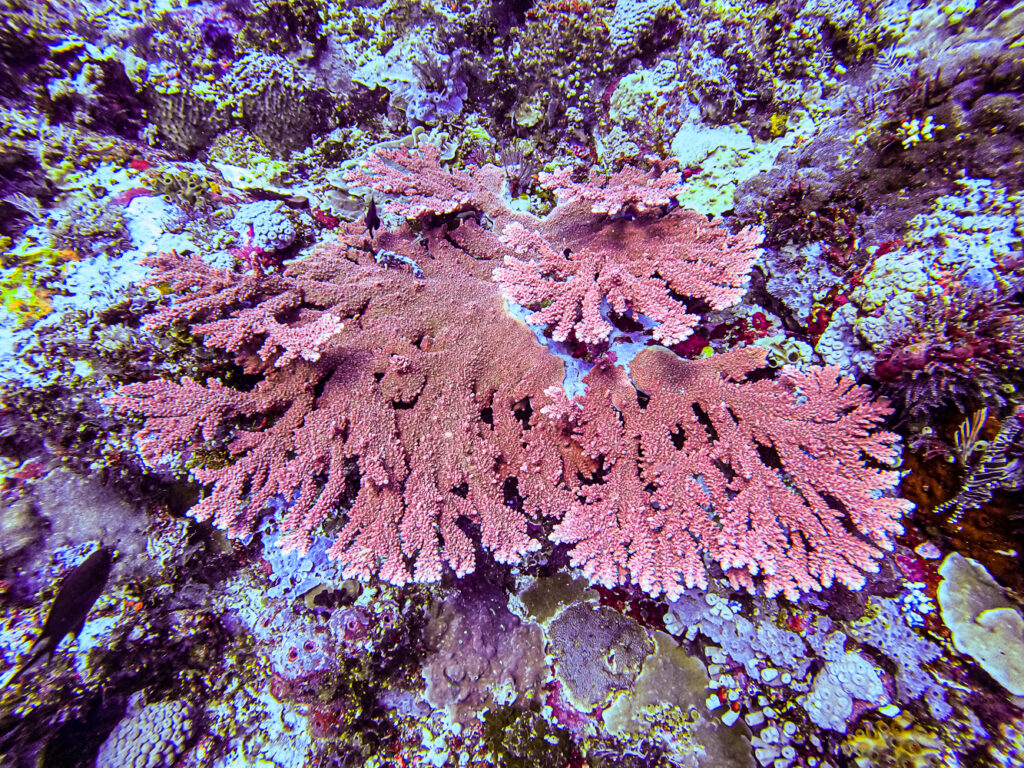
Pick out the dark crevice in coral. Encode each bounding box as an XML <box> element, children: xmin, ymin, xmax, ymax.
<box><xmin>691</xmin><ymin>403</ymin><xmax>718</xmax><ymax>441</ymax></box>
<box><xmin>755</xmin><ymin>442</ymin><xmax>783</xmax><ymax>472</ymax></box>
<box><xmin>512</xmin><ymin>397</ymin><xmax>533</xmax><ymax>429</ymax></box>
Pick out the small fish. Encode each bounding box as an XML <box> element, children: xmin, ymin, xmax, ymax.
<box><xmin>366</xmin><ymin>197</ymin><xmax>381</xmax><ymax>240</ymax></box>
<box><xmin>6</xmin><ymin>547</ymin><xmax>113</xmax><ymax>686</ymax></box>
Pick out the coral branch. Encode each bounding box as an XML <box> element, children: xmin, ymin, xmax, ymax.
<box><xmin>109</xmin><ymin>224</ymin><xmax>573</xmax><ymax>584</ymax></box>
<box><xmin>103</xmin><ymin>376</ymin><xmax>257</xmax><ymax>465</ymax></box>
<box><xmin>539</xmin><ymin>164</ymin><xmax>685</xmax><ymax>216</ymax></box>
<box><xmin>496</xmin><ymin>211</ymin><xmax>762</xmax><ymax>345</ymax></box>
<box><xmin>549</xmin><ymin>346</ymin><xmax>912</xmax><ymax>600</ymax></box>
<box><xmin>343</xmin><ymin>142</ymin><xmax>478</xmax><ymax>219</ymax></box>
<box><xmin>193</xmin><ymin>302</ymin><xmax>343</xmax><ymax>367</ymax></box>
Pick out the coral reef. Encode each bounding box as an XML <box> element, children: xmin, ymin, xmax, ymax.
<box><xmin>0</xmin><ymin>1</ymin><xmax>1022</xmax><ymax>766</ymax></box>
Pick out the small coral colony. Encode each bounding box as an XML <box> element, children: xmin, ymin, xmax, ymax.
<box><xmin>1</xmin><ymin>0</ymin><xmax>1023</xmax><ymax>767</ymax></box>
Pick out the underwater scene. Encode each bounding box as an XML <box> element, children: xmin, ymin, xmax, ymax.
<box><xmin>1</xmin><ymin>0</ymin><xmax>1023</xmax><ymax>766</ymax></box>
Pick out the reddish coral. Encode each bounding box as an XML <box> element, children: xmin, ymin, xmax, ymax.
<box><xmin>343</xmin><ymin>142</ymin><xmax>488</xmax><ymax>221</ymax></box>
<box><xmin>193</xmin><ymin>300</ymin><xmax>343</xmax><ymax>368</ymax></box>
<box><xmin>308</xmin><ymin>703</ymin><xmax>348</xmax><ymax>738</ymax></box>
<box><xmin>538</xmin><ymin>164</ymin><xmax>685</xmax><ymax>216</ymax></box>
<box><xmin>545</xmin><ymin>346</ymin><xmax>912</xmax><ymax>600</ymax></box>
<box><xmin>108</xmin><ymin>145</ymin><xmax>907</xmax><ymax>598</ymax></box>
<box><xmin>495</xmin><ymin>212</ymin><xmax>761</xmax><ymax>346</ymax></box>
<box><xmin>111</xmin><ymin>187</ymin><xmax>154</xmax><ymax>206</ymax></box>
<box><xmin>311</xmin><ymin>207</ymin><xmax>341</xmax><ymax>229</ymax></box>
<box><xmin>107</xmin><ymin>225</ymin><xmax>576</xmax><ymax>584</ymax></box>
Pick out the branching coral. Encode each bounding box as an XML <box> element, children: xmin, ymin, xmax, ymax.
<box><xmin>108</xmin><ymin>145</ymin><xmax>909</xmax><ymax>599</ymax></box>
<box><xmin>545</xmin><ymin>346</ymin><xmax>911</xmax><ymax>599</ymax></box>
<box><xmin>106</xmin><ymin>233</ymin><xmax>574</xmax><ymax>583</ymax></box>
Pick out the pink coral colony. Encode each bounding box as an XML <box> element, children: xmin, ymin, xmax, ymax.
<box><xmin>106</xmin><ymin>144</ymin><xmax>910</xmax><ymax>598</ymax></box>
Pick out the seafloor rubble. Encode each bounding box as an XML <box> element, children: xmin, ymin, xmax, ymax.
<box><xmin>0</xmin><ymin>0</ymin><xmax>1022</xmax><ymax>767</ymax></box>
